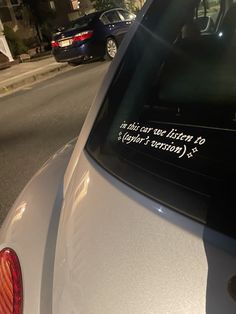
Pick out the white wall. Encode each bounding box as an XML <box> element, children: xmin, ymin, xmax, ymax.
<box><xmin>0</xmin><ymin>18</ymin><xmax>13</xmax><ymax>61</ymax></box>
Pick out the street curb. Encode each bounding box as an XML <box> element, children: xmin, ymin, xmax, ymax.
<box><xmin>29</xmin><ymin>53</ymin><xmax>53</xmax><ymax>62</ymax></box>
<box><xmin>0</xmin><ymin>63</ymin><xmax>70</xmax><ymax>95</ymax></box>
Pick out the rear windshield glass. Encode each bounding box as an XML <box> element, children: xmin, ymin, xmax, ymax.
<box><xmin>67</xmin><ymin>13</ymin><xmax>97</xmax><ymax>30</ymax></box>
<box><xmin>86</xmin><ymin>0</ymin><xmax>236</xmax><ymax>239</ymax></box>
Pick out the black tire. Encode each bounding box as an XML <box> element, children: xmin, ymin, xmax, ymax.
<box><xmin>68</xmin><ymin>61</ymin><xmax>82</xmax><ymax>66</ymax></box>
<box><xmin>105</xmin><ymin>37</ymin><xmax>118</xmax><ymax>60</ymax></box>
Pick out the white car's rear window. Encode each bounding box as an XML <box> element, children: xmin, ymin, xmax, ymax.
<box><xmin>86</xmin><ymin>0</ymin><xmax>236</xmax><ymax>238</ymax></box>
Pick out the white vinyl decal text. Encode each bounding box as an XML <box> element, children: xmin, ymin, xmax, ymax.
<box><xmin>118</xmin><ymin>121</ymin><xmax>206</xmax><ymax>159</ymax></box>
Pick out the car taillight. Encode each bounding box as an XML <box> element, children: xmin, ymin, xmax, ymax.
<box><xmin>51</xmin><ymin>40</ymin><xmax>59</xmax><ymax>48</ymax></box>
<box><xmin>0</xmin><ymin>248</ymin><xmax>23</xmax><ymax>314</ymax></box>
<box><xmin>73</xmin><ymin>31</ymin><xmax>93</xmax><ymax>42</ymax></box>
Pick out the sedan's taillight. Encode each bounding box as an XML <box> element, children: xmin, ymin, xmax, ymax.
<box><xmin>51</xmin><ymin>40</ymin><xmax>59</xmax><ymax>48</ymax></box>
<box><xmin>0</xmin><ymin>248</ymin><xmax>23</xmax><ymax>314</ymax></box>
<box><xmin>73</xmin><ymin>30</ymin><xmax>93</xmax><ymax>42</ymax></box>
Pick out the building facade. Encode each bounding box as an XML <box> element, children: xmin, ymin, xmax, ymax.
<box><xmin>51</xmin><ymin>0</ymin><xmax>94</xmax><ymax>27</ymax></box>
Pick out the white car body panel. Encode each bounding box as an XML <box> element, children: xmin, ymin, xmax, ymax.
<box><xmin>0</xmin><ymin>140</ymin><xmax>75</xmax><ymax>314</ymax></box>
<box><xmin>53</xmin><ymin>151</ymin><xmax>236</xmax><ymax>314</ymax></box>
<box><xmin>1</xmin><ymin>0</ymin><xmax>236</xmax><ymax>313</ymax></box>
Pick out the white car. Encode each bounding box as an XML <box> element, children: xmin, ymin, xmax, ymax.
<box><xmin>1</xmin><ymin>0</ymin><xmax>236</xmax><ymax>313</ymax></box>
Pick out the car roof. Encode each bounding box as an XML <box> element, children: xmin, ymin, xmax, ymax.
<box><xmin>54</xmin><ymin>7</ymin><xmax>129</xmax><ymax>32</ymax></box>
<box><xmin>79</xmin><ymin>7</ymin><xmax>127</xmax><ymax>19</ymax></box>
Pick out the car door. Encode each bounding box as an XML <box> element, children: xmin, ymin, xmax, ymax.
<box><xmin>101</xmin><ymin>9</ymin><xmax>126</xmax><ymax>45</ymax></box>
<box><xmin>116</xmin><ymin>9</ymin><xmax>136</xmax><ymax>39</ymax></box>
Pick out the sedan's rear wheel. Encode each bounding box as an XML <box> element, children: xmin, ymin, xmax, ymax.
<box><xmin>106</xmin><ymin>38</ymin><xmax>118</xmax><ymax>59</ymax></box>
<box><xmin>68</xmin><ymin>61</ymin><xmax>82</xmax><ymax>66</ymax></box>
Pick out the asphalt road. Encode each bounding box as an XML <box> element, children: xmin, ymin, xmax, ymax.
<box><xmin>0</xmin><ymin>60</ymin><xmax>110</xmax><ymax>225</ymax></box>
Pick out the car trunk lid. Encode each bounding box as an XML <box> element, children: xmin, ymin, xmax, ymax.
<box><xmin>52</xmin><ymin>151</ymin><xmax>236</xmax><ymax>313</ymax></box>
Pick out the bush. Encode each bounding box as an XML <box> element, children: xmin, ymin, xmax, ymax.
<box><xmin>4</xmin><ymin>25</ymin><xmax>28</xmax><ymax>57</ymax></box>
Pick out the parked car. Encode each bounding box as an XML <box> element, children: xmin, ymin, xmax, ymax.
<box><xmin>51</xmin><ymin>8</ymin><xmax>136</xmax><ymax>64</ymax></box>
<box><xmin>1</xmin><ymin>0</ymin><xmax>236</xmax><ymax>313</ymax></box>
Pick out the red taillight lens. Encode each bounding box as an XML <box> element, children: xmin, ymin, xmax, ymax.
<box><xmin>0</xmin><ymin>248</ymin><xmax>23</xmax><ymax>314</ymax></box>
<box><xmin>51</xmin><ymin>40</ymin><xmax>59</xmax><ymax>48</ymax></box>
<box><xmin>73</xmin><ymin>30</ymin><xmax>93</xmax><ymax>42</ymax></box>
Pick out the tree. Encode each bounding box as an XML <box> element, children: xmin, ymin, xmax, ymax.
<box><xmin>125</xmin><ymin>0</ymin><xmax>146</xmax><ymax>13</ymax></box>
<box><xmin>4</xmin><ymin>24</ymin><xmax>27</xmax><ymax>56</ymax></box>
<box><xmin>5</xmin><ymin>0</ymin><xmax>18</xmax><ymax>27</ymax></box>
<box><xmin>92</xmin><ymin>0</ymin><xmax>125</xmax><ymax>10</ymax></box>
<box><xmin>92</xmin><ymin>0</ymin><xmax>145</xmax><ymax>13</ymax></box>
<box><xmin>23</xmin><ymin>0</ymin><xmax>56</xmax><ymax>47</ymax></box>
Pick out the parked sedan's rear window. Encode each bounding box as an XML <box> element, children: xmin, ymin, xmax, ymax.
<box><xmin>86</xmin><ymin>0</ymin><xmax>236</xmax><ymax>238</ymax></box>
<box><xmin>67</xmin><ymin>13</ymin><xmax>97</xmax><ymax>30</ymax></box>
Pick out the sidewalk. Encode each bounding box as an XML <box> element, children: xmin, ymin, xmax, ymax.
<box><xmin>0</xmin><ymin>55</ymin><xmax>70</xmax><ymax>95</ymax></box>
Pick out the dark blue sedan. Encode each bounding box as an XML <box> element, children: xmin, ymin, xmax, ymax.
<box><xmin>51</xmin><ymin>8</ymin><xmax>136</xmax><ymax>64</ymax></box>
